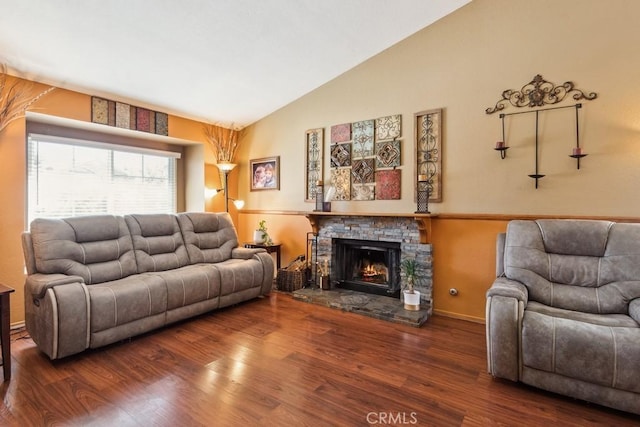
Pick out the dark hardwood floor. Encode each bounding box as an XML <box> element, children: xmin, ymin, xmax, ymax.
<box><xmin>2</xmin><ymin>292</ymin><xmax>639</xmax><ymax>426</ymax></box>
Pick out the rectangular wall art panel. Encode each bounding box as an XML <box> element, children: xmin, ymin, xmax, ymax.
<box><xmin>330</xmin><ymin>143</ymin><xmax>351</xmax><ymax>168</ymax></box>
<box><xmin>352</xmin><ymin>120</ymin><xmax>374</xmax><ymax>159</ymax></box>
<box><xmin>415</xmin><ymin>108</ymin><xmax>443</xmax><ymax>202</ymax></box>
<box><xmin>351</xmin><ymin>183</ymin><xmax>375</xmax><ymax>201</ymax></box>
<box><xmin>91</xmin><ymin>96</ymin><xmax>169</xmax><ymax>136</ymax></box>
<box><xmin>115</xmin><ymin>102</ymin><xmax>131</xmax><ymax>129</ymax></box>
<box><xmin>375</xmin><ymin>114</ymin><xmax>401</xmax><ymax>141</ymax></box>
<box><xmin>305</xmin><ymin>128</ymin><xmax>324</xmax><ymax>202</ymax></box>
<box><xmin>375</xmin><ymin>169</ymin><xmax>401</xmax><ymax>200</ymax></box>
<box><xmin>375</xmin><ymin>140</ymin><xmax>401</xmax><ymax>168</ymax></box>
<box><xmin>331</xmin><ymin>123</ymin><xmax>351</xmax><ymax>143</ymax></box>
<box><xmin>330</xmin><ymin>168</ymin><xmax>351</xmax><ymax>201</ymax></box>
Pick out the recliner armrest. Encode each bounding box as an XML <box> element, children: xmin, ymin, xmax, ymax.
<box><xmin>487</xmin><ymin>277</ymin><xmax>528</xmax><ymax>304</ymax></box>
<box><xmin>26</xmin><ymin>273</ymin><xmax>85</xmax><ymax>299</ymax></box>
<box><xmin>485</xmin><ymin>277</ymin><xmax>528</xmax><ymax>382</ymax></box>
<box><xmin>630</xmin><ymin>299</ymin><xmax>640</xmax><ymax>324</ymax></box>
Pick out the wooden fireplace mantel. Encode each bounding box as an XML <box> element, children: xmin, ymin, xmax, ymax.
<box><xmin>304</xmin><ymin>212</ymin><xmax>436</xmax><ymax>244</ymax></box>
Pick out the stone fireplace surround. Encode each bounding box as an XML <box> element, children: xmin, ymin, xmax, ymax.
<box><xmin>305</xmin><ymin>212</ymin><xmax>434</xmax><ymax>313</ymax></box>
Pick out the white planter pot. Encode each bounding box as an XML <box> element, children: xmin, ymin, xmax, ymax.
<box><xmin>253</xmin><ymin>230</ymin><xmax>266</xmax><ymax>244</ymax></box>
<box><xmin>403</xmin><ymin>290</ymin><xmax>421</xmax><ymax>311</ymax></box>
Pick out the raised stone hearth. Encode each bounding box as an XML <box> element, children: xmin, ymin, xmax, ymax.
<box><xmin>304</xmin><ymin>212</ymin><xmax>434</xmax><ymax>324</ymax></box>
<box><xmin>291</xmin><ymin>288</ymin><xmax>430</xmax><ymax>327</ymax></box>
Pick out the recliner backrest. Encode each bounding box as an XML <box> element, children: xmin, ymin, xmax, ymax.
<box><xmin>125</xmin><ymin>214</ymin><xmax>190</xmax><ymax>272</ymax></box>
<box><xmin>504</xmin><ymin>219</ymin><xmax>640</xmax><ymax>314</ymax></box>
<box><xmin>177</xmin><ymin>212</ymin><xmax>238</xmax><ymax>264</ymax></box>
<box><xmin>29</xmin><ymin>215</ymin><xmax>137</xmax><ymax>284</ymax></box>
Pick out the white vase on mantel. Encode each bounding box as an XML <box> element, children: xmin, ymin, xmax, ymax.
<box><xmin>403</xmin><ymin>290</ymin><xmax>421</xmax><ymax>311</ymax></box>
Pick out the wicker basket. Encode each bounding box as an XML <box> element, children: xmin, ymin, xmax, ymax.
<box><xmin>277</xmin><ymin>268</ymin><xmax>306</xmax><ymax>292</ymax></box>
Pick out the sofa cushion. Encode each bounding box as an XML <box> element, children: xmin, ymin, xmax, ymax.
<box><xmin>88</xmin><ymin>273</ymin><xmax>168</xmax><ymax>332</ymax></box>
<box><xmin>30</xmin><ymin>215</ymin><xmax>137</xmax><ymax>285</ymax></box>
<box><xmin>177</xmin><ymin>212</ymin><xmax>238</xmax><ymax>264</ymax></box>
<box><xmin>504</xmin><ymin>220</ymin><xmax>640</xmax><ymax>314</ymax></box>
<box><xmin>522</xmin><ymin>310</ymin><xmax>640</xmax><ymax>394</ymax></box>
<box><xmin>125</xmin><ymin>214</ymin><xmax>190</xmax><ymax>272</ymax></box>
<box><xmin>150</xmin><ymin>265</ymin><xmax>221</xmax><ymax>310</ymax></box>
<box><xmin>216</xmin><ymin>258</ymin><xmax>265</xmax><ymax>296</ymax></box>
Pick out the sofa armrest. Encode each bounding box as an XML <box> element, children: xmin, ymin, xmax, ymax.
<box><xmin>26</xmin><ymin>273</ymin><xmax>85</xmax><ymax>299</ymax></box>
<box><xmin>630</xmin><ymin>299</ymin><xmax>640</xmax><ymax>324</ymax></box>
<box><xmin>231</xmin><ymin>246</ymin><xmax>265</xmax><ymax>260</ymax></box>
<box><xmin>486</xmin><ymin>277</ymin><xmax>528</xmax><ymax>382</ymax></box>
<box><xmin>24</xmin><ymin>273</ymin><xmax>89</xmax><ymax>359</ymax></box>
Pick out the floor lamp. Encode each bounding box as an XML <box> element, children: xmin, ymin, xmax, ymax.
<box><xmin>215</xmin><ymin>162</ymin><xmax>240</xmax><ymax>212</ymax></box>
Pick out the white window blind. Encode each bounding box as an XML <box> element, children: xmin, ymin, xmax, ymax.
<box><xmin>27</xmin><ymin>134</ymin><xmax>179</xmax><ymax>223</ymax></box>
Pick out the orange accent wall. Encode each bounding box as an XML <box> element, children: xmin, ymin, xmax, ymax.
<box><xmin>431</xmin><ymin>218</ymin><xmax>508</xmax><ymax>322</ymax></box>
<box><xmin>0</xmin><ymin>77</ymin><xmax>209</xmax><ymax>325</ymax></box>
<box><xmin>237</xmin><ymin>213</ymin><xmax>312</xmax><ymax>269</ymax></box>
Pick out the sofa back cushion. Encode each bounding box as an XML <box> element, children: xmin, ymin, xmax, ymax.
<box><xmin>504</xmin><ymin>219</ymin><xmax>640</xmax><ymax>314</ymax></box>
<box><xmin>177</xmin><ymin>212</ymin><xmax>238</xmax><ymax>263</ymax></box>
<box><xmin>29</xmin><ymin>215</ymin><xmax>137</xmax><ymax>284</ymax></box>
<box><xmin>125</xmin><ymin>214</ymin><xmax>189</xmax><ymax>272</ymax></box>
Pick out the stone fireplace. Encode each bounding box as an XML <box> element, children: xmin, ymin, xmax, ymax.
<box><xmin>332</xmin><ymin>238</ymin><xmax>401</xmax><ymax>297</ymax></box>
<box><xmin>307</xmin><ymin>213</ymin><xmax>433</xmax><ymax>311</ymax></box>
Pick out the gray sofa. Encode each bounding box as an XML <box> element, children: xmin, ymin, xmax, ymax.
<box><xmin>22</xmin><ymin>212</ymin><xmax>274</xmax><ymax>360</ymax></box>
<box><xmin>486</xmin><ymin>219</ymin><xmax>640</xmax><ymax>415</ymax></box>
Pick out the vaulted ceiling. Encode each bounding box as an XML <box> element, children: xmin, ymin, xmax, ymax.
<box><xmin>0</xmin><ymin>0</ymin><xmax>470</xmax><ymax>127</ymax></box>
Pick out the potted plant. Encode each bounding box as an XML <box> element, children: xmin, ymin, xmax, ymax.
<box><xmin>253</xmin><ymin>220</ymin><xmax>273</xmax><ymax>245</ymax></box>
<box><xmin>401</xmin><ymin>258</ymin><xmax>420</xmax><ymax>311</ymax></box>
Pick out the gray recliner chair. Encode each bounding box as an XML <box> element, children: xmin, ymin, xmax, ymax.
<box><xmin>486</xmin><ymin>219</ymin><xmax>640</xmax><ymax>415</ymax></box>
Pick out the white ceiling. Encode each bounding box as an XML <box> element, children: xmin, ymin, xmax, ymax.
<box><xmin>0</xmin><ymin>0</ymin><xmax>469</xmax><ymax>128</ymax></box>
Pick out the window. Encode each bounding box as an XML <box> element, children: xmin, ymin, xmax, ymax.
<box><xmin>27</xmin><ymin>134</ymin><xmax>180</xmax><ymax>223</ymax></box>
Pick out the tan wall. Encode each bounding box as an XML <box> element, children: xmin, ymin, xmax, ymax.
<box><xmin>236</xmin><ymin>0</ymin><xmax>640</xmax><ymax>321</ymax></box>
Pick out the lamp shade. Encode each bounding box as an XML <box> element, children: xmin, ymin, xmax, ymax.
<box><xmin>215</xmin><ymin>162</ymin><xmax>237</xmax><ymax>172</ymax></box>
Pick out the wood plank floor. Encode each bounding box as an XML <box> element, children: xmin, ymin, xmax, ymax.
<box><xmin>2</xmin><ymin>292</ymin><xmax>639</xmax><ymax>426</ymax></box>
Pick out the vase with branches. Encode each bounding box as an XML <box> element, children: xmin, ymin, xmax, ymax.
<box><xmin>0</xmin><ymin>64</ymin><xmax>55</xmax><ymax>133</ymax></box>
<box><xmin>203</xmin><ymin>123</ymin><xmax>245</xmax><ymax>164</ymax></box>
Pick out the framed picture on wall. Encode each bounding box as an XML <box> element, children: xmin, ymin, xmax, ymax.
<box><xmin>250</xmin><ymin>156</ymin><xmax>280</xmax><ymax>191</ymax></box>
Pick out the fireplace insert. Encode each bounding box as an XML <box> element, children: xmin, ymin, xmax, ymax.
<box><xmin>332</xmin><ymin>238</ymin><xmax>401</xmax><ymax>298</ymax></box>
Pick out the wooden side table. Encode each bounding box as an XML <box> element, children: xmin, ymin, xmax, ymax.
<box><xmin>0</xmin><ymin>283</ymin><xmax>15</xmax><ymax>381</ymax></box>
<box><xmin>244</xmin><ymin>242</ymin><xmax>282</xmax><ymax>270</ymax></box>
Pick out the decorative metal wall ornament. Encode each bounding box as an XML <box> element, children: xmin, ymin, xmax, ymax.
<box><xmin>305</xmin><ymin>128</ymin><xmax>324</xmax><ymax>202</ymax></box>
<box><xmin>485</xmin><ymin>74</ymin><xmax>597</xmax><ymax>115</ymax></box>
<box><xmin>415</xmin><ymin>108</ymin><xmax>442</xmax><ymax>202</ymax></box>
<box><xmin>486</xmin><ymin>75</ymin><xmax>598</xmax><ymax>188</ymax></box>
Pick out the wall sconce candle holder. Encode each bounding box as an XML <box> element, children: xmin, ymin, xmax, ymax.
<box><xmin>415</xmin><ymin>175</ymin><xmax>431</xmax><ymax>213</ymax></box>
<box><xmin>486</xmin><ymin>75</ymin><xmax>597</xmax><ymax>188</ymax></box>
<box><xmin>314</xmin><ymin>180</ymin><xmax>324</xmax><ymax>212</ymax></box>
<box><xmin>494</xmin><ymin>114</ymin><xmax>509</xmax><ymax>159</ymax></box>
<box><xmin>568</xmin><ymin>103</ymin><xmax>588</xmax><ymax>169</ymax></box>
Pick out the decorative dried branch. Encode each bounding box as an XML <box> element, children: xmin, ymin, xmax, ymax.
<box><xmin>0</xmin><ymin>64</ymin><xmax>55</xmax><ymax>133</ymax></box>
<box><xmin>203</xmin><ymin>123</ymin><xmax>245</xmax><ymax>163</ymax></box>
